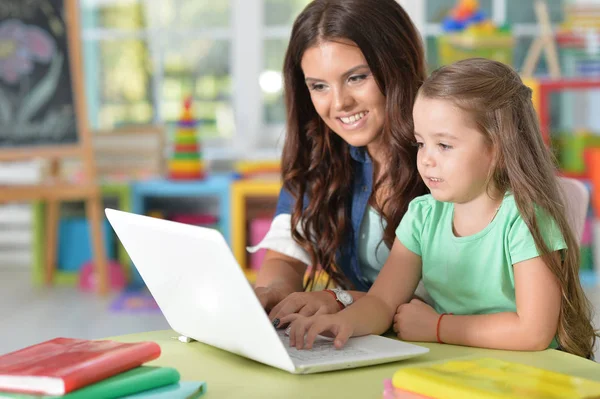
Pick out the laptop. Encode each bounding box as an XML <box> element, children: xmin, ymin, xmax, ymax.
<box><xmin>105</xmin><ymin>208</ymin><xmax>429</xmax><ymax>374</ymax></box>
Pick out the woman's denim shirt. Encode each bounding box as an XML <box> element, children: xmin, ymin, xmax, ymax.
<box><xmin>274</xmin><ymin>145</ymin><xmax>374</xmax><ymax>291</ymax></box>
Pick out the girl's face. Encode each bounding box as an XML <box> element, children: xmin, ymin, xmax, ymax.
<box><xmin>412</xmin><ymin>95</ymin><xmax>495</xmax><ymax>204</ymax></box>
<box><xmin>301</xmin><ymin>39</ymin><xmax>386</xmax><ymax>156</ymax></box>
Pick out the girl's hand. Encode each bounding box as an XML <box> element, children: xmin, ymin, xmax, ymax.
<box><xmin>393</xmin><ymin>298</ymin><xmax>439</xmax><ymax>342</ymax></box>
<box><xmin>268</xmin><ymin>291</ymin><xmax>341</xmax><ymax>327</ymax></box>
<box><xmin>282</xmin><ymin>313</ymin><xmax>355</xmax><ymax>350</ymax></box>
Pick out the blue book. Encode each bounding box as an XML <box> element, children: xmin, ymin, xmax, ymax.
<box><xmin>121</xmin><ymin>381</ymin><xmax>207</xmax><ymax>399</ymax></box>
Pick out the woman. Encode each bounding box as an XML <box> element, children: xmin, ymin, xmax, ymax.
<box><xmin>250</xmin><ymin>0</ymin><xmax>428</xmax><ymax>324</ymax></box>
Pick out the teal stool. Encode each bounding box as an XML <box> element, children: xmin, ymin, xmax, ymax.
<box><xmin>129</xmin><ymin>174</ymin><xmax>234</xmax><ymax>287</ymax></box>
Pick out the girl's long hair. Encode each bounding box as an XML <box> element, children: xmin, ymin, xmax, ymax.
<box><xmin>282</xmin><ymin>0</ymin><xmax>427</xmax><ymax>290</ymax></box>
<box><xmin>419</xmin><ymin>58</ymin><xmax>597</xmax><ymax>359</ymax></box>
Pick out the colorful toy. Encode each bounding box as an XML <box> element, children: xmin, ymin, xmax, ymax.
<box><xmin>78</xmin><ymin>260</ymin><xmax>127</xmax><ymax>293</ymax></box>
<box><xmin>438</xmin><ymin>0</ymin><xmax>513</xmax><ymax>66</ymax></box>
<box><xmin>168</xmin><ymin>96</ymin><xmax>205</xmax><ymax>180</ymax></box>
<box><xmin>109</xmin><ymin>289</ymin><xmax>161</xmax><ymax>313</ymax></box>
<box><xmin>234</xmin><ymin>160</ymin><xmax>281</xmax><ymax>179</ymax></box>
<box><xmin>442</xmin><ymin>0</ymin><xmax>487</xmax><ymax>32</ymax></box>
<box><xmin>555</xmin><ymin>130</ymin><xmax>593</xmax><ymax>175</ymax></box>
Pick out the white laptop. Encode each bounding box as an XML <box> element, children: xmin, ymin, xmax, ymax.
<box><xmin>105</xmin><ymin>208</ymin><xmax>429</xmax><ymax>374</ymax></box>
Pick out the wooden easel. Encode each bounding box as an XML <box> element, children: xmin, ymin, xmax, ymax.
<box><xmin>521</xmin><ymin>0</ymin><xmax>562</xmax><ymax>78</ymax></box>
<box><xmin>0</xmin><ymin>0</ymin><xmax>108</xmax><ymax>294</ymax></box>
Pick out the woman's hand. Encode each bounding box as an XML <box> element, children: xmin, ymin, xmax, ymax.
<box><xmin>254</xmin><ymin>286</ymin><xmax>287</xmax><ymax>313</ymax></box>
<box><xmin>268</xmin><ymin>291</ymin><xmax>341</xmax><ymax>327</ymax></box>
<box><xmin>283</xmin><ymin>313</ymin><xmax>355</xmax><ymax>350</ymax></box>
<box><xmin>393</xmin><ymin>298</ymin><xmax>439</xmax><ymax>342</ymax></box>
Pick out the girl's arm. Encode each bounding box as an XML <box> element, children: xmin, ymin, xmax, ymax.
<box><xmin>349</xmin><ymin>239</ymin><xmax>422</xmax><ymax>336</ymax></box>
<box><xmin>287</xmin><ymin>238</ymin><xmax>422</xmax><ymax>349</ymax></box>
<box><xmin>438</xmin><ymin>253</ymin><xmax>561</xmax><ymax>350</ymax></box>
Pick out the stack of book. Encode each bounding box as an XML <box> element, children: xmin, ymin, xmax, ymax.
<box><xmin>384</xmin><ymin>357</ymin><xmax>600</xmax><ymax>399</ymax></box>
<box><xmin>0</xmin><ymin>337</ymin><xmax>206</xmax><ymax>398</ymax></box>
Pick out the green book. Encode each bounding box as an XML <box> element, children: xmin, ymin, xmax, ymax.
<box><xmin>122</xmin><ymin>381</ymin><xmax>206</xmax><ymax>398</ymax></box>
<box><xmin>0</xmin><ymin>366</ymin><xmax>180</xmax><ymax>399</ymax></box>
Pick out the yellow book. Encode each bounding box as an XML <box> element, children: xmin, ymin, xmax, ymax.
<box><xmin>392</xmin><ymin>358</ymin><xmax>600</xmax><ymax>399</ymax></box>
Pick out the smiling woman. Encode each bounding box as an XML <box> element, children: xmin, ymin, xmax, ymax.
<box><xmin>249</xmin><ymin>0</ymin><xmax>429</xmax><ymax>327</ymax></box>
<box><xmin>301</xmin><ymin>40</ymin><xmax>387</xmax><ymax>156</ymax></box>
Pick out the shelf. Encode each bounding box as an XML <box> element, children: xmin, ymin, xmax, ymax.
<box><xmin>231</xmin><ymin>179</ymin><xmax>282</xmax><ymax>271</ymax></box>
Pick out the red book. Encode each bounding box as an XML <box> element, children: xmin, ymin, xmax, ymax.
<box><xmin>0</xmin><ymin>338</ymin><xmax>161</xmax><ymax>395</ymax></box>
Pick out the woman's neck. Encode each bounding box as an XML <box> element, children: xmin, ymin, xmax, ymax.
<box><xmin>452</xmin><ymin>187</ymin><xmax>504</xmax><ymax>237</ymax></box>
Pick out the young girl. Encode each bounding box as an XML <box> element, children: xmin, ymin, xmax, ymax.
<box><xmin>283</xmin><ymin>58</ymin><xmax>598</xmax><ymax>359</ymax></box>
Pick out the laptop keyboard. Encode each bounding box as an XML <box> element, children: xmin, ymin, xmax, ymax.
<box><xmin>277</xmin><ymin>330</ymin><xmax>368</xmax><ymax>362</ymax></box>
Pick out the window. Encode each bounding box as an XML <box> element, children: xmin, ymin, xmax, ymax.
<box><xmin>81</xmin><ymin>1</ymin><xmax>153</xmax><ymax>130</ymax></box>
<box><xmin>257</xmin><ymin>0</ymin><xmax>312</xmax><ymax>154</ymax></box>
<box><xmin>262</xmin><ymin>0</ymin><xmax>312</xmax><ymax>128</ymax></box>
<box><xmin>81</xmin><ymin>0</ymin><xmax>233</xmax><ymax>155</ymax></box>
<box><xmin>81</xmin><ymin>0</ymin><xmax>313</xmax><ymax>159</ymax></box>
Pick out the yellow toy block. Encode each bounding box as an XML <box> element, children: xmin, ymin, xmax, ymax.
<box><xmin>168</xmin><ymin>159</ymin><xmax>204</xmax><ymax>173</ymax></box>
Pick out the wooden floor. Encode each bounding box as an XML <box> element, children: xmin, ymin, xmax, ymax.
<box><xmin>1</xmin><ymin>270</ymin><xmax>599</xmax><ymax>361</ymax></box>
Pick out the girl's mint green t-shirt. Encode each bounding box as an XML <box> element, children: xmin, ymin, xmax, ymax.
<box><xmin>395</xmin><ymin>193</ymin><xmax>566</xmax><ymax>347</ymax></box>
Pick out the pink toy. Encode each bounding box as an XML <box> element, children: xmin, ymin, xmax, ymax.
<box><xmin>78</xmin><ymin>260</ymin><xmax>127</xmax><ymax>293</ymax></box>
<box><xmin>382</xmin><ymin>378</ymin><xmax>431</xmax><ymax>399</ymax></box>
<box><xmin>250</xmin><ymin>217</ymin><xmax>272</xmax><ymax>271</ymax></box>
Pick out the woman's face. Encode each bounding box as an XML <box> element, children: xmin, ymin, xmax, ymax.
<box><xmin>301</xmin><ymin>39</ymin><xmax>386</xmax><ymax>155</ymax></box>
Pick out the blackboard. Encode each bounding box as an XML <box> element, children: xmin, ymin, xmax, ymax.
<box><xmin>0</xmin><ymin>0</ymin><xmax>108</xmax><ymax>294</ymax></box>
<box><xmin>0</xmin><ymin>0</ymin><xmax>78</xmax><ymax>147</ymax></box>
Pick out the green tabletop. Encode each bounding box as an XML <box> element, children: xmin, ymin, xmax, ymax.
<box><xmin>108</xmin><ymin>329</ymin><xmax>600</xmax><ymax>399</ymax></box>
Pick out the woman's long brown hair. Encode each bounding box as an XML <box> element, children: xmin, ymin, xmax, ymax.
<box><xmin>281</xmin><ymin>0</ymin><xmax>427</xmax><ymax>290</ymax></box>
<box><xmin>419</xmin><ymin>58</ymin><xmax>598</xmax><ymax>359</ymax></box>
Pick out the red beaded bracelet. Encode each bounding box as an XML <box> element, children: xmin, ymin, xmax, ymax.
<box><xmin>436</xmin><ymin>313</ymin><xmax>452</xmax><ymax>344</ymax></box>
